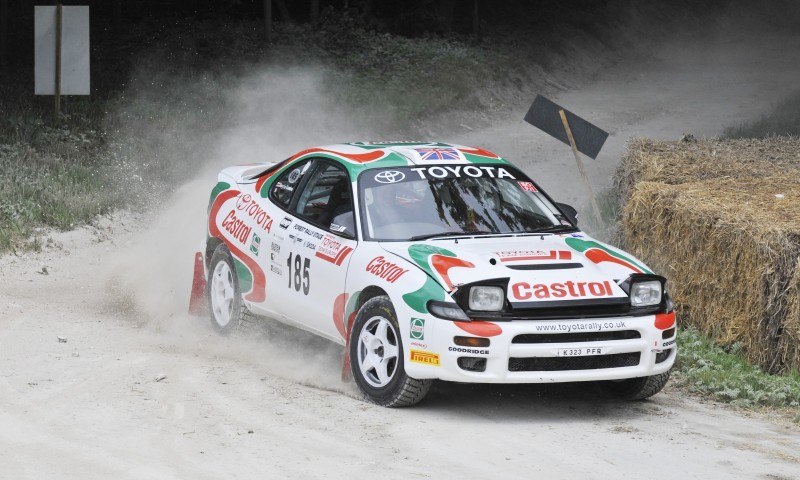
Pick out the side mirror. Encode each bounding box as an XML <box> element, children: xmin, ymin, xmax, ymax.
<box><xmin>555</xmin><ymin>202</ymin><xmax>578</xmax><ymax>225</ymax></box>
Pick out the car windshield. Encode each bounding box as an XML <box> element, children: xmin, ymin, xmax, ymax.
<box><xmin>359</xmin><ymin>164</ymin><xmax>571</xmax><ymax>241</ymax></box>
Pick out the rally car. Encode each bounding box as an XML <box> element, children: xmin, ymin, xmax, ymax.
<box><xmin>189</xmin><ymin>142</ymin><xmax>677</xmax><ymax>407</ymax></box>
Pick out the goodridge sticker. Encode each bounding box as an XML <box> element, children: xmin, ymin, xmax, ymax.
<box><xmin>410</xmin><ymin>350</ymin><xmax>440</xmax><ymax>366</ymax></box>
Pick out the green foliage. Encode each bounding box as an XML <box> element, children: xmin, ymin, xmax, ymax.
<box><xmin>0</xmin><ymin>143</ymin><xmax>125</xmax><ymax>251</ymax></box>
<box><xmin>674</xmin><ymin>327</ymin><xmax>800</xmax><ymax>412</ymax></box>
<box><xmin>723</xmin><ymin>90</ymin><xmax>800</xmax><ymax>138</ymax></box>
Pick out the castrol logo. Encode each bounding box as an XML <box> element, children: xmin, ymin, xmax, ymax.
<box><xmin>366</xmin><ymin>256</ymin><xmax>408</xmax><ymax>283</ymax></box>
<box><xmin>511</xmin><ymin>280</ymin><xmax>615</xmax><ymax>300</ymax></box>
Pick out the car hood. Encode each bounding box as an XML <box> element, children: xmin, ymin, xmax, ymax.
<box><xmin>380</xmin><ymin>234</ymin><xmax>654</xmax><ymax>305</ymax></box>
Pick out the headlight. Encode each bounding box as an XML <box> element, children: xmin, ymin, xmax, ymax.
<box><xmin>428</xmin><ymin>301</ymin><xmax>469</xmax><ymax>321</ymax></box>
<box><xmin>630</xmin><ymin>280</ymin><xmax>662</xmax><ymax>307</ymax></box>
<box><xmin>469</xmin><ymin>286</ymin><xmax>504</xmax><ymax>311</ymax></box>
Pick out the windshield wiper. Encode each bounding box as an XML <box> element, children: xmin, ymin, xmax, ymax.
<box><xmin>526</xmin><ymin>225</ymin><xmax>577</xmax><ymax>234</ymax></box>
<box><xmin>409</xmin><ymin>230</ymin><xmax>492</xmax><ymax>241</ymax></box>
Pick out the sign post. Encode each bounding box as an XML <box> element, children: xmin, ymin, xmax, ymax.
<box><xmin>524</xmin><ymin>94</ymin><xmax>609</xmax><ymax>226</ymax></box>
<box><xmin>54</xmin><ymin>2</ymin><xmax>62</xmax><ymax>116</ymax></box>
<box><xmin>558</xmin><ymin>109</ymin><xmax>603</xmax><ymax>226</ymax></box>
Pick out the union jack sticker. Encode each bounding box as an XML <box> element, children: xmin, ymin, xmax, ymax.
<box><xmin>415</xmin><ymin>148</ymin><xmax>461</xmax><ymax>161</ymax></box>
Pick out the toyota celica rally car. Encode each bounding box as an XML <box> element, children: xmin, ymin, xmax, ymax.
<box><xmin>189</xmin><ymin>142</ymin><xmax>677</xmax><ymax>407</ymax></box>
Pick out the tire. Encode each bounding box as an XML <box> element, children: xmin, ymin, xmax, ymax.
<box><xmin>206</xmin><ymin>243</ymin><xmax>255</xmax><ymax>335</ymax></box>
<box><xmin>603</xmin><ymin>369</ymin><xmax>671</xmax><ymax>400</ymax></box>
<box><xmin>349</xmin><ymin>296</ymin><xmax>432</xmax><ymax>407</ymax></box>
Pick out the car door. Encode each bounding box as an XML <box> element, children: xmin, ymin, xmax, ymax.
<box><xmin>256</xmin><ymin>159</ymin><xmax>314</xmax><ymax>317</ymax></box>
<box><xmin>269</xmin><ymin>159</ymin><xmax>358</xmax><ymax>342</ymax></box>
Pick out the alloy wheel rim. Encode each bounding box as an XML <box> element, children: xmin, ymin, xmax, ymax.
<box><xmin>357</xmin><ymin>316</ymin><xmax>400</xmax><ymax>388</ymax></box>
<box><xmin>210</xmin><ymin>261</ymin><xmax>235</xmax><ymax>328</ymax></box>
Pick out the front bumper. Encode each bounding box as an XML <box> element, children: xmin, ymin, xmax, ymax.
<box><xmin>403</xmin><ymin>314</ymin><xmax>676</xmax><ymax>383</ymax></box>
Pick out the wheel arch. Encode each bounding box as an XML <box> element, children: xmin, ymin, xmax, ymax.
<box><xmin>205</xmin><ymin>236</ymin><xmax>224</xmax><ymax>265</ymax></box>
<box><xmin>353</xmin><ymin>285</ymin><xmax>390</xmax><ymax>315</ymax></box>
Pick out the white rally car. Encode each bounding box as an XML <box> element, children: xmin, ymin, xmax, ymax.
<box><xmin>189</xmin><ymin>142</ymin><xmax>677</xmax><ymax>407</ymax></box>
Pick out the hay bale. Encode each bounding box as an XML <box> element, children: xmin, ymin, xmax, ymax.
<box><xmin>623</xmin><ymin>176</ymin><xmax>800</xmax><ymax>373</ymax></box>
<box><xmin>615</xmin><ymin>137</ymin><xmax>800</xmax><ymax>207</ymax></box>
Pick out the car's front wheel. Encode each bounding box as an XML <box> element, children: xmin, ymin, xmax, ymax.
<box><xmin>349</xmin><ymin>296</ymin><xmax>432</xmax><ymax>407</ymax></box>
<box><xmin>603</xmin><ymin>370</ymin><xmax>671</xmax><ymax>400</ymax></box>
<box><xmin>207</xmin><ymin>243</ymin><xmax>253</xmax><ymax>335</ymax></box>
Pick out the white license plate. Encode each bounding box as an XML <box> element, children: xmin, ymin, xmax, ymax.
<box><xmin>556</xmin><ymin>347</ymin><xmax>606</xmax><ymax>357</ymax></box>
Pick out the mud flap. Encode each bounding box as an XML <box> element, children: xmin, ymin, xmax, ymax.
<box><xmin>341</xmin><ymin>350</ymin><xmax>352</xmax><ymax>382</ymax></box>
<box><xmin>188</xmin><ymin>251</ymin><xmax>207</xmax><ymax>316</ymax></box>
<box><xmin>341</xmin><ymin>311</ymin><xmax>358</xmax><ymax>382</ymax></box>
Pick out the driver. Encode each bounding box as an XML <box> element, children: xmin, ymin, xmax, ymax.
<box><xmin>372</xmin><ymin>181</ymin><xmax>432</xmax><ymax>226</ymax></box>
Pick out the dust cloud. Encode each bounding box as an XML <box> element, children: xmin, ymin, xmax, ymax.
<box><xmin>101</xmin><ymin>66</ymin><xmax>381</xmax><ymax>393</ymax></box>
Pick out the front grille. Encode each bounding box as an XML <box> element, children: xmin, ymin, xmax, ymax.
<box><xmin>508</xmin><ymin>352</ymin><xmax>641</xmax><ymax>372</ymax></box>
<box><xmin>512</xmin><ymin>330</ymin><xmax>641</xmax><ymax>344</ymax></box>
<box><xmin>469</xmin><ymin>304</ymin><xmax>659</xmax><ymax>321</ymax></box>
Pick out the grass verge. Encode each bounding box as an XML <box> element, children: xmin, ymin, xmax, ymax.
<box><xmin>0</xmin><ymin>140</ymin><xmax>126</xmax><ymax>252</ymax></box>
<box><xmin>675</xmin><ymin>327</ymin><xmax>800</xmax><ymax>418</ymax></box>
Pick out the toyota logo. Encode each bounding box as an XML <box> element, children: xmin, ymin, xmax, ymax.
<box><xmin>374</xmin><ymin>170</ymin><xmax>406</xmax><ymax>184</ymax></box>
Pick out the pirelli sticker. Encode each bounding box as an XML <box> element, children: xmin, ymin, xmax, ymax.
<box><xmin>410</xmin><ymin>350</ymin><xmax>440</xmax><ymax>367</ymax></box>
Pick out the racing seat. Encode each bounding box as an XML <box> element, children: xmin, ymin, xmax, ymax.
<box><xmin>321</xmin><ymin>178</ymin><xmax>354</xmax><ymax>233</ymax></box>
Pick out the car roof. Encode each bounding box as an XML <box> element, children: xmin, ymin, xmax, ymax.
<box><xmin>287</xmin><ymin>141</ymin><xmax>513</xmax><ymax>177</ymax></box>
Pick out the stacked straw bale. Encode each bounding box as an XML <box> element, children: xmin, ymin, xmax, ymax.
<box><xmin>615</xmin><ymin>137</ymin><xmax>800</xmax><ymax>372</ymax></box>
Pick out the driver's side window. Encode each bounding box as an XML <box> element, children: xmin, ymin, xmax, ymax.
<box><xmin>294</xmin><ymin>162</ymin><xmax>355</xmax><ymax>237</ymax></box>
<box><xmin>270</xmin><ymin>160</ymin><xmax>311</xmax><ymax>209</ymax></box>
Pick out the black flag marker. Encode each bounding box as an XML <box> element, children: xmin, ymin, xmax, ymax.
<box><xmin>524</xmin><ymin>94</ymin><xmax>608</xmax><ymax>226</ymax></box>
<box><xmin>524</xmin><ymin>95</ymin><xmax>608</xmax><ymax>159</ymax></box>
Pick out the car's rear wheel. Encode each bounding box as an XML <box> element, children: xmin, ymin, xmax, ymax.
<box><xmin>603</xmin><ymin>369</ymin><xmax>671</xmax><ymax>400</ymax></box>
<box><xmin>350</xmin><ymin>296</ymin><xmax>432</xmax><ymax>407</ymax></box>
<box><xmin>207</xmin><ymin>243</ymin><xmax>254</xmax><ymax>334</ymax></box>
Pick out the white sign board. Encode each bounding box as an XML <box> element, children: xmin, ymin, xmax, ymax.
<box><xmin>34</xmin><ymin>6</ymin><xmax>90</xmax><ymax>95</ymax></box>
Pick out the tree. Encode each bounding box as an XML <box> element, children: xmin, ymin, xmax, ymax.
<box><xmin>0</xmin><ymin>0</ymin><xmax>7</xmax><ymax>71</ymax></box>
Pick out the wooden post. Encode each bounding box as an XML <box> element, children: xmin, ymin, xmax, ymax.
<box><xmin>264</xmin><ymin>0</ymin><xmax>272</xmax><ymax>42</ymax></box>
<box><xmin>559</xmin><ymin>109</ymin><xmax>603</xmax><ymax>226</ymax></box>
<box><xmin>54</xmin><ymin>1</ymin><xmax>62</xmax><ymax>118</ymax></box>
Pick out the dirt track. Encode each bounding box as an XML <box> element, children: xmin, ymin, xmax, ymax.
<box><xmin>2</xmin><ymin>27</ymin><xmax>800</xmax><ymax>480</ymax></box>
